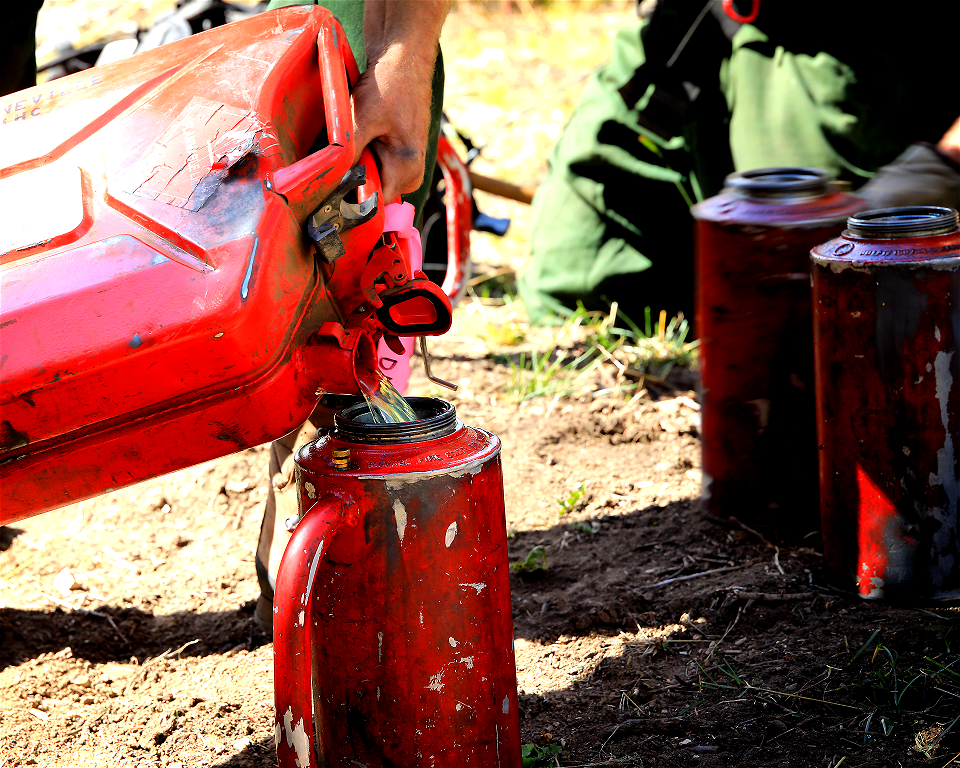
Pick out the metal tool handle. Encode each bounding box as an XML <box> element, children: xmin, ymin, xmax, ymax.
<box><xmin>268</xmin><ymin>15</ymin><xmax>361</xmax><ymax>223</ymax></box>
<box><xmin>419</xmin><ymin>337</ymin><xmax>458</xmax><ymax>391</ymax></box>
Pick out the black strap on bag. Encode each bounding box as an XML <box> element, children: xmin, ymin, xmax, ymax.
<box><xmin>620</xmin><ymin>0</ymin><xmax>743</xmax><ymax>140</ymax></box>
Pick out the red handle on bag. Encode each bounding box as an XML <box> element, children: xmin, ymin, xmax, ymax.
<box><xmin>722</xmin><ymin>0</ymin><xmax>760</xmax><ymax>24</ymax></box>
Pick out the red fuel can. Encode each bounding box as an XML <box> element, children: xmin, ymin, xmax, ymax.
<box><xmin>273</xmin><ymin>398</ymin><xmax>521</xmax><ymax>767</ymax></box>
<box><xmin>692</xmin><ymin>168</ymin><xmax>864</xmax><ymax>532</ymax></box>
<box><xmin>812</xmin><ymin>207</ymin><xmax>960</xmax><ymax>600</ymax></box>
<box><xmin>0</xmin><ymin>7</ymin><xmax>451</xmax><ymax>523</ymax></box>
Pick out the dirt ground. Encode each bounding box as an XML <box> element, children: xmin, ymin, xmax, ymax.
<box><xmin>5</xmin><ymin>288</ymin><xmax>960</xmax><ymax>768</ymax></box>
<box><xmin>4</xmin><ymin>2</ymin><xmax>960</xmax><ymax>767</ymax></box>
<box><xmin>4</xmin><ymin>298</ymin><xmax>960</xmax><ymax>768</ymax></box>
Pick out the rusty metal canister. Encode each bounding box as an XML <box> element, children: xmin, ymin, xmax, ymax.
<box><xmin>812</xmin><ymin>206</ymin><xmax>960</xmax><ymax>600</ymax></box>
<box><xmin>272</xmin><ymin>398</ymin><xmax>521</xmax><ymax>768</ymax></box>
<box><xmin>692</xmin><ymin>168</ymin><xmax>864</xmax><ymax>532</ymax></box>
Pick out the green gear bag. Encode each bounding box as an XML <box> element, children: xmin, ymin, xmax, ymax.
<box><xmin>520</xmin><ymin>19</ymin><xmax>704</xmax><ymax>325</ymax></box>
<box><xmin>521</xmin><ymin>4</ymin><xmax>958</xmax><ymax>326</ymax></box>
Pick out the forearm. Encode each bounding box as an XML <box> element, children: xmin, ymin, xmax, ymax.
<box><xmin>353</xmin><ymin>0</ymin><xmax>450</xmax><ymax>204</ymax></box>
<box><xmin>364</xmin><ymin>0</ymin><xmax>450</xmax><ymax>73</ymax></box>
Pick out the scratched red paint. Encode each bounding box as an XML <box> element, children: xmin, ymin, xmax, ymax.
<box><xmin>691</xmin><ymin>168</ymin><xmax>863</xmax><ymax>533</ymax></box>
<box><xmin>812</xmin><ymin>207</ymin><xmax>960</xmax><ymax>600</ymax></box>
<box><xmin>854</xmin><ymin>464</ymin><xmax>896</xmax><ymax>598</ymax></box>
<box><xmin>131</xmin><ymin>97</ymin><xmax>269</xmax><ymax>209</ymax></box>
<box><xmin>274</xmin><ymin>399</ymin><xmax>522</xmax><ymax>768</ymax></box>
<box><xmin>0</xmin><ymin>8</ymin><xmax>415</xmax><ymax>523</ymax></box>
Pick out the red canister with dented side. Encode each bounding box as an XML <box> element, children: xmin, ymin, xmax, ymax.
<box><xmin>812</xmin><ymin>207</ymin><xmax>960</xmax><ymax>600</ymax></box>
<box><xmin>272</xmin><ymin>398</ymin><xmax>521</xmax><ymax>768</ymax></box>
<box><xmin>0</xmin><ymin>8</ymin><xmax>383</xmax><ymax>521</ymax></box>
<box><xmin>692</xmin><ymin>168</ymin><xmax>864</xmax><ymax>532</ymax></box>
<box><xmin>0</xmin><ymin>6</ymin><xmax>454</xmax><ymax>523</ymax></box>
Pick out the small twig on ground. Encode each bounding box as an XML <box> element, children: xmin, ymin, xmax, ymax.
<box><xmin>598</xmin><ymin>722</ymin><xmax>625</xmax><ymax>754</ymax></box>
<box><xmin>593</xmin><ymin>342</ymin><xmax>627</xmax><ymax>375</ymax></box>
<box><xmin>774</xmin><ymin>546</ymin><xmax>786</xmax><ymax>575</ymax></box>
<box><xmin>102</xmin><ymin>545</ymin><xmax>138</xmax><ymax>572</ymax></box>
<box><xmin>743</xmin><ymin>683</ymin><xmax>863</xmax><ymax>712</ymax></box>
<box><xmin>728</xmin><ymin>516</ymin><xmax>776</xmax><ymax>549</ymax></box>
<box><xmin>680</xmin><ymin>618</ymin><xmax>709</xmax><ymax>639</ymax></box>
<box><xmin>941</xmin><ymin>750</ymin><xmax>960</xmax><ymax>768</ymax></box>
<box><xmin>466</xmin><ymin>286</ymin><xmax>492</xmax><ymax>320</ymax></box>
<box><xmin>704</xmin><ymin>605</ymin><xmax>744</xmax><ymax>662</ymax></box>
<box><xmin>633</xmin><ymin>564</ymin><xmax>747</xmax><ymax>592</ymax></box>
<box><xmin>604</xmin><ymin>716</ymin><xmax>691</xmax><ymax>740</ymax></box>
<box><xmin>39</xmin><ymin>591</ymin><xmax>87</xmax><ymax>612</ymax></box>
<box><xmin>467</xmin><ymin>266</ymin><xmax>516</xmax><ymax>287</ymax></box>
<box><xmin>0</xmin><ymin>553</ymin><xmax>38</xmax><ymax>581</ymax></box>
<box><xmin>558</xmin><ymin>760</ymin><xmax>659</xmax><ymax>768</ymax></box>
<box><xmin>730</xmin><ymin>591</ymin><xmax>816</xmax><ymax>602</ymax></box>
<box><xmin>124</xmin><ymin>639</ymin><xmax>201</xmax><ymax>694</ymax></box>
<box><xmin>633</xmin><ymin>539</ymin><xmax>677</xmax><ymax>552</ymax></box>
<box><xmin>102</xmin><ymin>615</ymin><xmax>128</xmax><ymax>646</ymax></box>
<box><xmin>624</xmin><ymin>367</ymin><xmax>664</xmax><ymax>384</ymax></box>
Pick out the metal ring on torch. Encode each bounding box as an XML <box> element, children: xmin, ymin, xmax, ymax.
<box><xmin>845</xmin><ymin>206</ymin><xmax>959</xmax><ymax>239</ymax></box>
<box><xmin>334</xmin><ymin>397</ymin><xmax>459</xmax><ymax>444</ymax></box>
<box><xmin>724</xmin><ymin>167</ymin><xmax>832</xmax><ymax>199</ymax></box>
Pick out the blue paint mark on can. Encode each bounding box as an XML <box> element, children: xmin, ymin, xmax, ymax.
<box><xmin>241</xmin><ymin>236</ymin><xmax>259</xmax><ymax>300</ymax></box>
<box><xmin>129</xmin><ymin>333</ymin><xmax>143</xmax><ymax>348</ymax></box>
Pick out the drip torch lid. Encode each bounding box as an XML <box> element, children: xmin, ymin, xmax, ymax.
<box><xmin>334</xmin><ymin>397</ymin><xmax>459</xmax><ymax>444</ymax></box>
<box><xmin>724</xmin><ymin>167</ymin><xmax>833</xmax><ymax>198</ymax></box>
<box><xmin>845</xmin><ymin>206</ymin><xmax>959</xmax><ymax>239</ymax></box>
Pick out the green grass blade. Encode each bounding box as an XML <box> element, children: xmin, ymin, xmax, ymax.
<box><xmin>714</xmin><ymin>656</ymin><xmax>744</xmax><ymax>686</ymax></box>
<box><xmin>678</xmin><ymin>699</ymin><xmax>706</xmax><ymax>715</ymax></box>
<box><xmin>851</xmin><ymin>629</ymin><xmax>881</xmax><ymax>661</ymax></box>
<box><xmin>926</xmin><ymin>712</ymin><xmax>960</xmax><ymax>753</ymax></box>
<box><xmin>924</xmin><ymin>656</ymin><xmax>960</xmax><ymax>680</ymax></box>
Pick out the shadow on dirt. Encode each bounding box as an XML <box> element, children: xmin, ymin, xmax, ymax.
<box><xmin>0</xmin><ymin>601</ymin><xmax>267</xmax><ymax>670</ymax></box>
<box><xmin>506</xmin><ymin>497</ymin><xmax>774</xmax><ymax>644</ymax></box>
<box><xmin>503</xmin><ymin>494</ymin><xmax>960</xmax><ymax>765</ymax></box>
<box><xmin>211</xmin><ymin>736</ymin><xmax>278</xmax><ymax>768</ymax></box>
<box><xmin>0</xmin><ymin>526</ymin><xmax>24</xmax><ymax>551</ymax></box>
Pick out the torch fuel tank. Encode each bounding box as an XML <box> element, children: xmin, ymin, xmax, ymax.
<box><xmin>812</xmin><ymin>206</ymin><xmax>960</xmax><ymax>600</ymax></box>
<box><xmin>692</xmin><ymin>168</ymin><xmax>864</xmax><ymax>533</ymax></box>
<box><xmin>273</xmin><ymin>398</ymin><xmax>521</xmax><ymax>768</ymax></box>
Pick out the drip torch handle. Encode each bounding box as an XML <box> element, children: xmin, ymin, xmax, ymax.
<box><xmin>274</xmin><ymin>495</ymin><xmax>347</xmax><ymax>768</ymax></box>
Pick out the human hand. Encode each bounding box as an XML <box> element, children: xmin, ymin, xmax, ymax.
<box><xmin>352</xmin><ymin>44</ymin><xmax>436</xmax><ymax>205</ymax></box>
